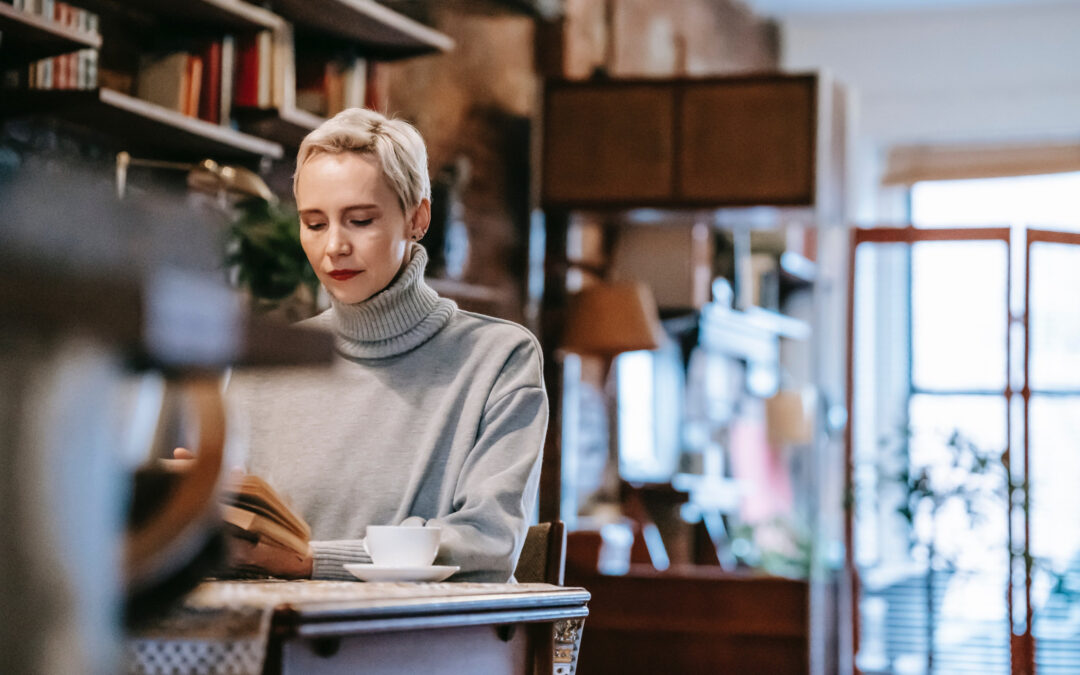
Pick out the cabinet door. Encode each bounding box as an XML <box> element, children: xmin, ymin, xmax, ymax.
<box><xmin>543</xmin><ymin>84</ymin><xmax>674</xmax><ymax>206</ymax></box>
<box><xmin>678</xmin><ymin>77</ymin><xmax>816</xmax><ymax>205</ymax></box>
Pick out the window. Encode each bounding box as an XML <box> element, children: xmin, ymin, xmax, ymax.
<box><xmin>852</xmin><ymin>172</ymin><xmax>1080</xmax><ymax>674</ymax></box>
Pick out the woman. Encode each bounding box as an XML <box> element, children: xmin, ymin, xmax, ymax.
<box><xmin>226</xmin><ymin>108</ymin><xmax>547</xmax><ymax>582</ymax></box>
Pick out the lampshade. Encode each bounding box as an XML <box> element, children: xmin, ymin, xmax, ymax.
<box><xmin>115</xmin><ymin>152</ymin><xmax>276</xmax><ymax>203</ymax></box>
<box><xmin>186</xmin><ymin>159</ymin><xmax>277</xmax><ymax>203</ymax></box>
<box><xmin>562</xmin><ymin>281</ymin><xmax>665</xmax><ymax>356</ymax></box>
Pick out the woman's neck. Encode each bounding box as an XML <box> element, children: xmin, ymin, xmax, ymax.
<box><xmin>327</xmin><ymin>243</ymin><xmax>456</xmax><ymax>359</ymax></box>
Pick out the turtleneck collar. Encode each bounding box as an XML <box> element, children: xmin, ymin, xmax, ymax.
<box><xmin>327</xmin><ymin>243</ymin><xmax>456</xmax><ymax>359</ymax></box>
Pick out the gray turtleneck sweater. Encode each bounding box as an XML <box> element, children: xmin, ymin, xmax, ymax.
<box><xmin>229</xmin><ymin>245</ymin><xmax>547</xmax><ymax>582</ymax></box>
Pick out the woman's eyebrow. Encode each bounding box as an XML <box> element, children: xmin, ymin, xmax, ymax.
<box><xmin>342</xmin><ymin>203</ymin><xmax>380</xmax><ymax>212</ymax></box>
<box><xmin>298</xmin><ymin>208</ymin><xmax>325</xmax><ymax>218</ymax></box>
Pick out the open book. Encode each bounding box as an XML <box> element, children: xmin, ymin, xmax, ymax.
<box><xmin>220</xmin><ymin>475</ymin><xmax>311</xmax><ymax>556</ymax></box>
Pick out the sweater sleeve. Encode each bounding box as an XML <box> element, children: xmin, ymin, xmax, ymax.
<box><xmin>309</xmin><ymin>540</ymin><xmax>372</xmax><ymax>580</ymax></box>
<box><xmin>426</xmin><ymin>382</ymin><xmax>547</xmax><ymax>582</ymax></box>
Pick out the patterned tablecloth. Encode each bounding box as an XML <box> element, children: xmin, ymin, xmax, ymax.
<box><xmin>126</xmin><ymin>580</ymin><xmax>583</xmax><ymax>675</ymax></box>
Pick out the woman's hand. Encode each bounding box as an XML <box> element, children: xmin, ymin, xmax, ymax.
<box><xmin>226</xmin><ymin>536</ymin><xmax>313</xmax><ymax>579</ymax></box>
<box><xmin>175</xmin><ymin>448</ymin><xmax>311</xmax><ymax>577</ymax></box>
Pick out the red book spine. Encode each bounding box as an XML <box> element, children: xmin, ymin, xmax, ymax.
<box><xmin>364</xmin><ymin>60</ymin><xmax>383</xmax><ymax>112</ymax></box>
<box><xmin>198</xmin><ymin>40</ymin><xmax>222</xmax><ymax>123</ymax></box>
<box><xmin>234</xmin><ymin>33</ymin><xmax>259</xmax><ymax>108</ymax></box>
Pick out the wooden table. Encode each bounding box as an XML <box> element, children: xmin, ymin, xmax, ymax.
<box><xmin>126</xmin><ymin>580</ymin><xmax>590</xmax><ymax>675</ymax></box>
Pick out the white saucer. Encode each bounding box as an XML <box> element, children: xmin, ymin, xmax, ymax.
<box><xmin>344</xmin><ymin>563</ymin><xmax>460</xmax><ymax>582</ymax></box>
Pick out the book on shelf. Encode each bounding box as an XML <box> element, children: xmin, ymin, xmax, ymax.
<box><xmin>197</xmin><ymin>40</ymin><xmax>222</xmax><ymax>124</ymax></box>
<box><xmin>6</xmin><ymin>1</ymin><xmax>100</xmax><ymax>92</ymax></box>
<box><xmin>271</xmin><ymin>22</ymin><xmax>295</xmax><ymax>111</ymax></box>
<box><xmin>221</xmin><ymin>474</ymin><xmax>311</xmax><ymax>558</ymax></box>
<box><xmin>136</xmin><ymin>51</ymin><xmax>192</xmax><ymax>114</ymax></box>
<box><xmin>10</xmin><ymin>0</ymin><xmax>99</xmax><ymax>35</ymax></box>
<box><xmin>365</xmin><ymin>60</ymin><xmax>389</xmax><ymax>113</ymax></box>
<box><xmin>219</xmin><ymin>35</ymin><xmax>235</xmax><ymax>124</ymax></box>
<box><xmin>295</xmin><ymin>53</ymin><xmax>368</xmax><ymax>118</ymax></box>
<box><xmin>185</xmin><ymin>54</ymin><xmax>203</xmax><ymax>118</ymax></box>
<box><xmin>136</xmin><ymin>41</ymin><xmax>238</xmax><ymax>123</ymax></box>
<box><xmin>235</xmin><ymin>30</ymin><xmax>272</xmax><ymax>108</ymax></box>
<box><xmin>235</xmin><ymin>25</ymin><xmax>295</xmax><ymax>113</ymax></box>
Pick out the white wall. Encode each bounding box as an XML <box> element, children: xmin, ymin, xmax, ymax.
<box><xmin>778</xmin><ymin>1</ymin><xmax>1080</xmax><ymax>221</ymax></box>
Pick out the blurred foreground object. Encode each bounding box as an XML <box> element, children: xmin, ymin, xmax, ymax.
<box><xmin>0</xmin><ymin>166</ymin><xmax>332</xmax><ymax>674</ymax></box>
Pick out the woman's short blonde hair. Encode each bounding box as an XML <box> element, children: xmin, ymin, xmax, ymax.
<box><xmin>294</xmin><ymin>107</ymin><xmax>431</xmax><ymax>213</ymax></box>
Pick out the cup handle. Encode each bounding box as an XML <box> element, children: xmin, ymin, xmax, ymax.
<box><xmin>126</xmin><ymin>376</ymin><xmax>225</xmax><ymax>588</ymax></box>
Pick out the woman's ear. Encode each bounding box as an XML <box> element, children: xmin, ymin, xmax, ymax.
<box><xmin>409</xmin><ymin>199</ymin><xmax>431</xmax><ymax>240</ymax></box>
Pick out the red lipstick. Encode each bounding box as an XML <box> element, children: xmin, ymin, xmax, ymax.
<box><xmin>328</xmin><ymin>270</ymin><xmax>361</xmax><ymax>281</ymax></box>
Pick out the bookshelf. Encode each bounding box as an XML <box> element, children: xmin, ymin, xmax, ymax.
<box><xmin>0</xmin><ymin>2</ymin><xmax>101</xmax><ymax>67</ymax></box>
<box><xmin>76</xmin><ymin>0</ymin><xmax>283</xmax><ymax>32</ymax></box>
<box><xmin>1</xmin><ymin>0</ymin><xmax>453</xmax><ymax>162</ymax></box>
<box><xmin>265</xmin><ymin>0</ymin><xmax>454</xmax><ymax>59</ymax></box>
<box><xmin>0</xmin><ymin>88</ymin><xmax>283</xmax><ymax>160</ymax></box>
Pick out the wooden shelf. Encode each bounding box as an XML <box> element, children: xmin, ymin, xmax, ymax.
<box><xmin>0</xmin><ymin>3</ymin><xmax>102</xmax><ymax>67</ymax></box>
<box><xmin>234</xmin><ymin>105</ymin><xmax>325</xmax><ymax>148</ymax></box>
<box><xmin>0</xmin><ymin>88</ymin><xmax>283</xmax><ymax>161</ymax></box>
<box><xmin>265</xmin><ymin>0</ymin><xmax>454</xmax><ymax>59</ymax></box>
<box><xmin>76</xmin><ymin>0</ymin><xmax>284</xmax><ymax>32</ymax></box>
<box><xmin>381</xmin><ymin>0</ymin><xmax>562</xmax><ymax>20</ymax></box>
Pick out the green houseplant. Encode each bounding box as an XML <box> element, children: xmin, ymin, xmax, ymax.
<box><xmin>880</xmin><ymin>427</ymin><xmax>1004</xmax><ymax>674</ymax></box>
<box><xmin>226</xmin><ymin>197</ymin><xmax>320</xmax><ymax>321</ymax></box>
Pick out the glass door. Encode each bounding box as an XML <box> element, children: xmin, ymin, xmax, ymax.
<box><xmin>1025</xmin><ymin>229</ymin><xmax>1080</xmax><ymax>674</ymax></box>
<box><xmin>848</xmin><ymin>227</ymin><xmax>1012</xmax><ymax>675</ymax></box>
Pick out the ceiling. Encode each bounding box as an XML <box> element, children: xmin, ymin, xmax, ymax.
<box><xmin>742</xmin><ymin>0</ymin><xmax>1071</xmax><ymax>17</ymax></box>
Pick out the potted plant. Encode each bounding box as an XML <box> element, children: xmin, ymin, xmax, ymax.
<box><xmin>226</xmin><ymin>197</ymin><xmax>320</xmax><ymax>322</ymax></box>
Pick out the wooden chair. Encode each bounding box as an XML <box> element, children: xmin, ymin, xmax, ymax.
<box><xmin>514</xmin><ymin>521</ymin><xmax>566</xmax><ymax>585</ymax></box>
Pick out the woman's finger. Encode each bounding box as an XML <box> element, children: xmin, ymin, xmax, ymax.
<box><xmin>173</xmin><ymin>447</ymin><xmax>195</xmax><ymax>459</ymax></box>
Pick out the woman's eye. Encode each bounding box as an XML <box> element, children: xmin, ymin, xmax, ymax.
<box><xmin>304</xmin><ymin>222</ymin><xmax>327</xmax><ymax>231</ymax></box>
<box><xmin>349</xmin><ymin>219</ymin><xmax>374</xmax><ymax>227</ymax></box>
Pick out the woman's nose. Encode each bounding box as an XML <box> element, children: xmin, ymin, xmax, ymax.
<box><xmin>327</xmin><ymin>224</ymin><xmax>352</xmax><ymax>257</ymax></box>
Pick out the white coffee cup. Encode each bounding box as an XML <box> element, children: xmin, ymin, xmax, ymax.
<box><xmin>364</xmin><ymin>525</ymin><xmax>442</xmax><ymax>567</ymax></box>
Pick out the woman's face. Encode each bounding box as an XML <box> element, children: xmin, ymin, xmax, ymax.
<box><xmin>296</xmin><ymin>152</ymin><xmax>428</xmax><ymax>305</ymax></box>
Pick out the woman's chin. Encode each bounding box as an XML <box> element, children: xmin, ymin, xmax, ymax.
<box><xmin>325</xmin><ymin>285</ymin><xmax>376</xmax><ymax>305</ymax></box>
<box><xmin>333</xmin><ymin>292</ymin><xmax>374</xmax><ymax>305</ymax></box>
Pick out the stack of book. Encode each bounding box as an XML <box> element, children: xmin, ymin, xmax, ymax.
<box><xmin>136</xmin><ymin>37</ymin><xmax>236</xmax><ymax>124</ymax></box>
<box><xmin>233</xmin><ymin>25</ymin><xmax>294</xmax><ymax>112</ymax></box>
<box><xmin>295</xmin><ymin>53</ymin><xmax>369</xmax><ymax>118</ymax></box>
<box><xmin>11</xmin><ymin>0</ymin><xmax>100</xmax><ymax>91</ymax></box>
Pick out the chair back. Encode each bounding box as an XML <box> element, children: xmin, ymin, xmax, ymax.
<box><xmin>514</xmin><ymin>521</ymin><xmax>566</xmax><ymax>585</ymax></box>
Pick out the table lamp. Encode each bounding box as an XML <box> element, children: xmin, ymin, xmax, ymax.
<box><xmin>561</xmin><ymin>281</ymin><xmax>668</xmax><ymax>566</ymax></box>
<box><xmin>115</xmin><ymin>151</ymin><xmax>276</xmax><ymax>203</ymax></box>
<box><xmin>561</xmin><ymin>281</ymin><xmax>664</xmax><ymax>359</ymax></box>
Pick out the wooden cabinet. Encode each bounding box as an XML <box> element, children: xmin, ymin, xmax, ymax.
<box><xmin>542</xmin><ymin>74</ymin><xmax>823</xmax><ymax>209</ymax></box>
<box><xmin>543</xmin><ymin>82</ymin><xmax>675</xmax><ymax>204</ymax></box>
<box><xmin>679</xmin><ymin>77</ymin><xmax>815</xmax><ymax>205</ymax></box>
<box><xmin>566</xmin><ymin>566</ymin><xmax>808</xmax><ymax>675</ymax></box>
